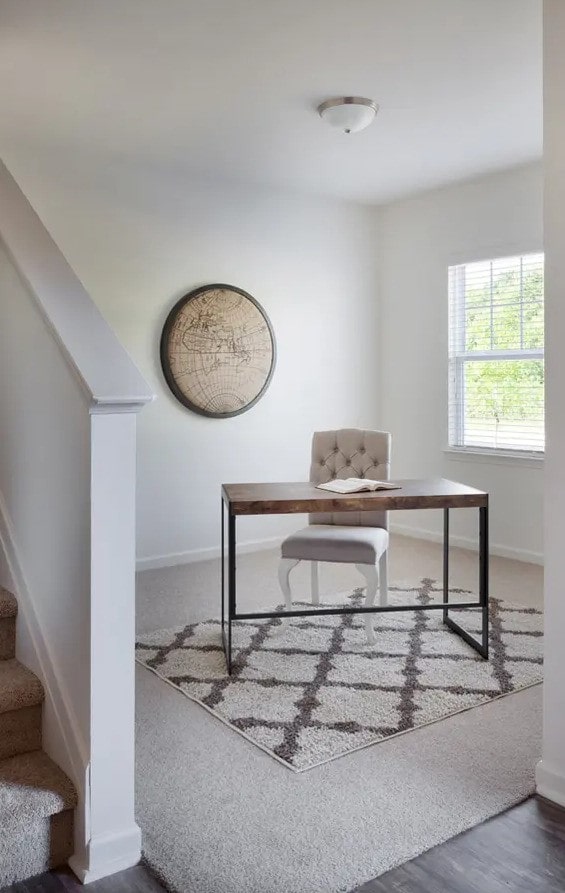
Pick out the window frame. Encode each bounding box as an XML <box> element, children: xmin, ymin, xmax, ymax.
<box><xmin>448</xmin><ymin>251</ymin><xmax>545</xmax><ymax>459</ymax></box>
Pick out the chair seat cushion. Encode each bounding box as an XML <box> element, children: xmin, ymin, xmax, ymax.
<box><xmin>281</xmin><ymin>524</ymin><xmax>389</xmax><ymax>565</ymax></box>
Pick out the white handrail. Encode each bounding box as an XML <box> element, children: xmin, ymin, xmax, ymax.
<box><xmin>0</xmin><ymin>160</ymin><xmax>153</xmax><ymax>412</ymax></box>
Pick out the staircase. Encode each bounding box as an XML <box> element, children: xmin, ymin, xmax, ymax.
<box><xmin>0</xmin><ymin>586</ymin><xmax>77</xmax><ymax>887</ymax></box>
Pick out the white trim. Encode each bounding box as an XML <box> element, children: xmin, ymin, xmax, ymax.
<box><xmin>455</xmin><ymin>348</ymin><xmax>544</xmax><ymax>362</ymax></box>
<box><xmin>68</xmin><ymin>824</ymin><xmax>142</xmax><ymax>884</ymax></box>
<box><xmin>0</xmin><ymin>487</ymin><xmax>88</xmax><ymax>810</ymax></box>
<box><xmin>536</xmin><ymin>760</ymin><xmax>565</xmax><ymax>810</ymax></box>
<box><xmin>444</xmin><ymin>447</ymin><xmax>544</xmax><ymax>468</ymax></box>
<box><xmin>0</xmin><ymin>160</ymin><xmax>154</xmax><ymax>412</ymax></box>
<box><xmin>390</xmin><ymin>522</ymin><xmax>544</xmax><ymax>566</ymax></box>
<box><xmin>447</xmin><ymin>241</ymin><xmax>544</xmax><ymax>268</ymax></box>
<box><xmin>87</xmin><ymin>413</ymin><xmax>140</xmax><ymax>880</ymax></box>
<box><xmin>90</xmin><ymin>399</ymin><xmax>153</xmax><ymax>415</ymax></box>
<box><xmin>138</xmin><ymin>527</ymin><xmax>544</xmax><ymax>571</ymax></box>
<box><xmin>447</xmin><ymin>250</ymin><xmax>545</xmax><ymax>455</ymax></box>
<box><xmin>136</xmin><ymin>535</ymin><xmax>284</xmax><ymax>571</ymax></box>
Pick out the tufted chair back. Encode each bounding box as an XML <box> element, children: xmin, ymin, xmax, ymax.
<box><xmin>309</xmin><ymin>429</ymin><xmax>391</xmax><ymax>529</ymax></box>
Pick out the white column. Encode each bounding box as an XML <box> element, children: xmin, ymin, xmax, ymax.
<box><xmin>69</xmin><ymin>409</ymin><xmax>142</xmax><ymax>882</ymax></box>
<box><xmin>536</xmin><ymin>0</ymin><xmax>565</xmax><ymax>807</ymax></box>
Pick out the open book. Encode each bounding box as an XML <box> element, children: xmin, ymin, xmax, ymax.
<box><xmin>316</xmin><ymin>478</ymin><xmax>401</xmax><ymax>494</ymax></box>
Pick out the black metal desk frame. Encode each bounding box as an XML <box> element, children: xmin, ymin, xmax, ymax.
<box><xmin>221</xmin><ymin>485</ymin><xmax>489</xmax><ymax>675</ymax></box>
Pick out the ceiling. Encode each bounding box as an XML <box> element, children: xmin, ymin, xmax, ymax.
<box><xmin>0</xmin><ymin>0</ymin><xmax>542</xmax><ymax>204</ymax></box>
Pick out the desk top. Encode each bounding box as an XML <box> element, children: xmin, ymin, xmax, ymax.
<box><xmin>222</xmin><ymin>478</ymin><xmax>487</xmax><ymax>516</ymax></box>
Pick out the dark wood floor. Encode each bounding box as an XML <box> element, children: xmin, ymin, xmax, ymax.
<box><xmin>0</xmin><ymin>864</ymin><xmax>164</xmax><ymax>893</ymax></box>
<box><xmin>355</xmin><ymin>797</ymin><xmax>565</xmax><ymax>893</ymax></box>
<box><xmin>3</xmin><ymin>797</ymin><xmax>565</xmax><ymax>893</ymax></box>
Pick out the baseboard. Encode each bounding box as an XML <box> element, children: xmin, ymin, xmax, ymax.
<box><xmin>536</xmin><ymin>760</ymin><xmax>565</xmax><ymax>809</ymax></box>
<box><xmin>137</xmin><ymin>535</ymin><xmax>283</xmax><ymax>571</ymax></box>
<box><xmin>68</xmin><ymin>823</ymin><xmax>142</xmax><ymax>884</ymax></box>
<box><xmin>0</xmin><ymin>489</ymin><xmax>88</xmax><ymax>804</ymax></box>
<box><xmin>138</xmin><ymin>526</ymin><xmax>544</xmax><ymax>571</ymax></box>
<box><xmin>390</xmin><ymin>522</ymin><xmax>544</xmax><ymax>566</ymax></box>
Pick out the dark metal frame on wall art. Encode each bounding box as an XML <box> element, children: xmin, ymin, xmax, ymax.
<box><xmin>160</xmin><ymin>283</ymin><xmax>277</xmax><ymax>418</ymax></box>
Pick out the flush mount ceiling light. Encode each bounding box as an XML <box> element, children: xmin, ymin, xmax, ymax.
<box><xmin>317</xmin><ymin>96</ymin><xmax>378</xmax><ymax>134</ymax></box>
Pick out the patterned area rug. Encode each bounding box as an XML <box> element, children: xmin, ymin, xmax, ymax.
<box><xmin>136</xmin><ymin>579</ymin><xmax>543</xmax><ymax>771</ymax></box>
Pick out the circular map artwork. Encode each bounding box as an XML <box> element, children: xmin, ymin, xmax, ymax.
<box><xmin>160</xmin><ymin>284</ymin><xmax>276</xmax><ymax>418</ymax></box>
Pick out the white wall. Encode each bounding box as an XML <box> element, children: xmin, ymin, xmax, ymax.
<box><xmin>5</xmin><ymin>158</ymin><xmax>381</xmax><ymax>566</ymax></box>
<box><xmin>536</xmin><ymin>0</ymin><xmax>565</xmax><ymax>808</ymax></box>
<box><xmin>7</xmin><ymin>153</ymin><xmax>544</xmax><ymax>565</ymax></box>
<box><xmin>0</xmin><ymin>238</ymin><xmax>92</xmax><ymax>769</ymax></box>
<box><xmin>378</xmin><ymin>162</ymin><xmax>543</xmax><ymax>562</ymax></box>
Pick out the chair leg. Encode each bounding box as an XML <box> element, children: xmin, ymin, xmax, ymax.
<box><xmin>355</xmin><ymin>563</ymin><xmax>379</xmax><ymax>646</ymax></box>
<box><xmin>379</xmin><ymin>552</ymin><xmax>388</xmax><ymax>606</ymax></box>
<box><xmin>278</xmin><ymin>558</ymin><xmax>300</xmax><ymax>611</ymax></box>
<box><xmin>311</xmin><ymin>561</ymin><xmax>320</xmax><ymax>605</ymax></box>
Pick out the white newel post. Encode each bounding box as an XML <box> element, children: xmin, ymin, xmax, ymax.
<box><xmin>70</xmin><ymin>407</ymin><xmax>143</xmax><ymax>882</ymax></box>
<box><xmin>536</xmin><ymin>0</ymin><xmax>565</xmax><ymax>808</ymax></box>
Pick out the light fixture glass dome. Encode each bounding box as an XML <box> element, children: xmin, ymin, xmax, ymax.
<box><xmin>317</xmin><ymin>97</ymin><xmax>378</xmax><ymax>134</ymax></box>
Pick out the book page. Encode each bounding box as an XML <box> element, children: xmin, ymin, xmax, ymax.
<box><xmin>316</xmin><ymin>478</ymin><xmax>401</xmax><ymax>494</ymax></box>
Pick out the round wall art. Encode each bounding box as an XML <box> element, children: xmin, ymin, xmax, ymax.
<box><xmin>160</xmin><ymin>283</ymin><xmax>276</xmax><ymax>418</ymax></box>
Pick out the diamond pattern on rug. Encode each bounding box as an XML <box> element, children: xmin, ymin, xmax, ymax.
<box><xmin>136</xmin><ymin>580</ymin><xmax>543</xmax><ymax>771</ymax></box>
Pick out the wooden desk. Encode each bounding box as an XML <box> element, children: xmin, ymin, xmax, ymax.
<box><xmin>221</xmin><ymin>478</ymin><xmax>489</xmax><ymax>674</ymax></box>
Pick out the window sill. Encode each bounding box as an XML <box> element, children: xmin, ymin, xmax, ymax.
<box><xmin>444</xmin><ymin>447</ymin><xmax>544</xmax><ymax>468</ymax></box>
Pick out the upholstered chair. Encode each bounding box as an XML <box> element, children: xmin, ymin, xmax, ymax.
<box><xmin>278</xmin><ymin>429</ymin><xmax>391</xmax><ymax>645</ymax></box>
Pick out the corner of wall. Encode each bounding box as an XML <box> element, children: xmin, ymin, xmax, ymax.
<box><xmin>536</xmin><ymin>759</ymin><xmax>565</xmax><ymax>810</ymax></box>
<box><xmin>370</xmin><ymin>202</ymin><xmax>386</xmax><ymax>430</ymax></box>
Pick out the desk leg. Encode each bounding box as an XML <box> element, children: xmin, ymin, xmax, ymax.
<box><xmin>221</xmin><ymin>498</ymin><xmax>225</xmax><ymax>637</ymax></box>
<box><xmin>220</xmin><ymin>501</ymin><xmax>236</xmax><ymax>673</ymax></box>
<box><xmin>443</xmin><ymin>508</ymin><xmax>449</xmax><ymax>623</ymax></box>
<box><xmin>479</xmin><ymin>504</ymin><xmax>489</xmax><ymax>657</ymax></box>
<box><xmin>443</xmin><ymin>505</ymin><xmax>489</xmax><ymax>659</ymax></box>
<box><xmin>226</xmin><ymin>512</ymin><xmax>236</xmax><ymax>675</ymax></box>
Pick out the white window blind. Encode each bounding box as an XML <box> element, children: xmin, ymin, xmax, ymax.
<box><xmin>448</xmin><ymin>252</ymin><xmax>544</xmax><ymax>455</ymax></box>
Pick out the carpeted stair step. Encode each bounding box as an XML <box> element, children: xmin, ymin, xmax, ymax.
<box><xmin>0</xmin><ymin>750</ymin><xmax>77</xmax><ymax>887</ymax></box>
<box><xmin>0</xmin><ymin>659</ymin><xmax>44</xmax><ymax>761</ymax></box>
<box><xmin>0</xmin><ymin>587</ymin><xmax>17</xmax><ymax>661</ymax></box>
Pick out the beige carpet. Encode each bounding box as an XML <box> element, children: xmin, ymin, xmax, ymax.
<box><xmin>135</xmin><ymin>536</ymin><xmax>543</xmax><ymax>893</ymax></box>
<box><xmin>0</xmin><ymin>587</ymin><xmax>77</xmax><ymax>886</ymax></box>
<box><xmin>136</xmin><ymin>582</ymin><xmax>543</xmax><ymax>771</ymax></box>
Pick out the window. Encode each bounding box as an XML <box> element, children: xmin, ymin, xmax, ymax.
<box><xmin>448</xmin><ymin>252</ymin><xmax>544</xmax><ymax>456</ymax></box>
